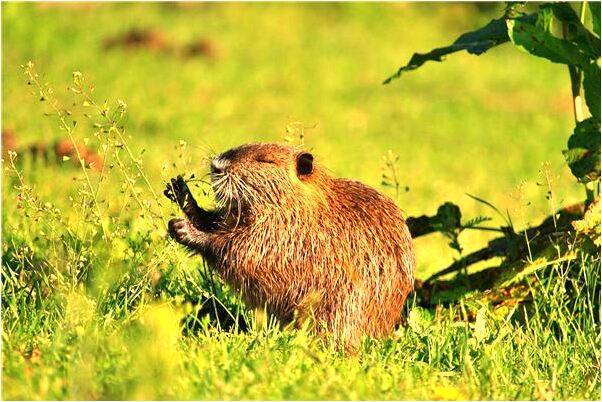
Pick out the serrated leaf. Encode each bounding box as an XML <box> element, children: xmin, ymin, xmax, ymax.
<box><xmin>383</xmin><ymin>17</ymin><xmax>515</xmax><ymax>84</ymax></box>
<box><xmin>463</xmin><ymin>216</ymin><xmax>492</xmax><ymax>228</ymax></box>
<box><xmin>466</xmin><ymin>192</ymin><xmax>510</xmax><ymax>225</ymax></box>
<box><xmin>562</xmin><ymin>117</ymin><xmax>601</xmax><ymax>183</ymax></box>
<box><xmin>590</xmin><ymin>2</ymin><xmax>601</xmax><ymax>37</ymax></box>
<box><xmin>583</xmin><ymin>62</ymin><xmax>601</xmax><ymax>121</ymax></box>
<box><xmin>507</xmin><ymin>15</ymin><xmax>592</xmax><ymax>67</ymax></box>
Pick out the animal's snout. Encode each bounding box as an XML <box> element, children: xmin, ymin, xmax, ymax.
<box><xmin>211</xmin><ymin>157</ymin><xmax>230</xmax><ymax>175</ymax></box>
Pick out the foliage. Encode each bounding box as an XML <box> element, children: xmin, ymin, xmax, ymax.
<box><xmin>2</xmin><ymin>3</ymin><xmax>599</xmax><ymax>400</ymax></box>
<box><xmin>563</xmin><ymin>117</ymin><xmax>601</xmax><ymax>183</ymax></box>
<box><xmin>382</xmin><ymin>13</ymin><xmax>533</xmax><ymax>84</ymax></box>
<box><xmin>4</xmin><ymin>63</ymin><xmax>599</xmax><ymax>400</ymax></box>
<box><xmin>406</xmin><ymin>201</ymin><xmax>495</xmax><ymax>254</ymax></box>
<box><xmin>385</xmin><ymin>1</ymin><xmax>601</xmax><ymax>189</ymax></box>
<box><xmin>384</xmin><ymin>1</ymin><xmax>600</xmax><ymax>300</ymax></box>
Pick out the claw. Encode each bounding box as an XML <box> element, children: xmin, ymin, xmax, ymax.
<box><xmin>177</xmin><ymin>175</ymin><xmax>186</xmax><ymax>188</ymax></box>
<box><xmin>164</xmin><ymin>175</ymin><xmax>195</xmax><ymax>210</ymax></box>
<box><xmin>164</xmin><ymin>181</ymin><xmax>177</xmax><ymax>203</ymax></box>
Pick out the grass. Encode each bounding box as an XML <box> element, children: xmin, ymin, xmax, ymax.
<box><xmin>1</xmin><ymin>2</ymin><xmax>600</xmax><ymax>400</ymax></box>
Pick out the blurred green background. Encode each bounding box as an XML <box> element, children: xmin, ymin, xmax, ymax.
<box><xmin>3</xmin><ymin>3</ymin><xmax>599</xmax><ymax>400</ymax></box>
<box><xmin>2</xmin><ymin>1</ymin><xmax>582</xmax><ymax>275</ymax></box>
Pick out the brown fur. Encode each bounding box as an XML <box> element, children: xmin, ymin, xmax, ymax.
<box><xmin>54</xmin><ymin>138</ymin><xmax>103</xmax><ymax>171</ymax></box>
<box><xmin>182</xmin><ymin>38</ymin><xmax>219</xmax><ymax>60</ymax></box>
<box><xmin>165</xmin><ymin>143</ymin><xmax>415</xmax><ymax>349</ymax></box>
<box><xmin>103</xmin><ymin>29</ymin><xmax>170</xmax><ymax>53</ymax></box>
<box><xmin>1</xmin><ymin>130</ymin><xmax>102</xmax><ymax>171</ymax></box>
<box><xmin>2</xmin><ymin>129</ymin><xmax>17</xmax><ymax>156</ymax></box>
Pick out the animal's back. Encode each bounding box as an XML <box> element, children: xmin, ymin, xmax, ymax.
<box><xmin>165</xmin><ymin>143</ymin><xmax>415</xmax><ymax>349</ymax></box>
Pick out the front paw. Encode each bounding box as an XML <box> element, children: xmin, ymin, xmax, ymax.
<box><xmin>164</xmin><ymin>175</ymin><xmax>193</xmax><ymax>208</ymax></box>
<box><xmin>168</xmin><ymin>218</ymin><xmax>194</xmax><ymax>245</ymax></box>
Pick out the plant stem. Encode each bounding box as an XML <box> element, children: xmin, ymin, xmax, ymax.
<box><xmin>568</xmin><ymin>65</ymin><xmax>584</xmax><ymax>124</ymax></box>
<box><xmin>577</xmin><ymin>1</ymin><xmax>598</xmax><ymax>206</ymax></box>
<box><xmin>562</xmin><ymin>2</ymin><xmax>588</xmax><ymax>124</ymax></box>
<box><xmin>563</xmin><ymin>18</ymin><xmax>584</xmax><ymax>124</ymax></box>
<box><xmin>24</xmin><ymin>65</ymin><xmax>110</xmax><ymax>240</ymax></box>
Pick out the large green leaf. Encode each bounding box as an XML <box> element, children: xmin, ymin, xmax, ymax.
<box><xmin>542</xmin><ymin>3</ymin><xmax>601</xmax><ymax>60</ymax></box>
<box><xmin>384</xmin><ymin>4</ymin><xmax>599</xmax><ymax>84</ymax></box>
<box><xmin>383</xmin><ymin>17</ymin><xmax>514</xmax><ymax>84</ymax></box>
<box><xmin>590</xmin><ymin>2</ymin><xmax>601</xmax><ymax>37</ymax></box>
<box><xmin>583</xmin><ymin>62</ymin><xmax>601</xmax><ymax>121</ymax></box>
<box><xmin>563</xmin><ymin>117</ymin><xmax>601</xmax><ymax>183</ymax></box>
<box><xmin>507</xmin><ymin>14</ymin><xmax>592</xmax><ymax>67</ymax></box>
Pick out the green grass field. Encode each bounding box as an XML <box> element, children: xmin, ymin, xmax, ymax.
<box><xmin>2</xmin><ymin>2</ymin><xmax>600</xmax><ymax>400</ymax></box>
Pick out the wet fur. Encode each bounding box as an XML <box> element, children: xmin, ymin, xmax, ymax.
<box><xmin>165</xmin><ymin>143</ymin><xmax>415</xmax><ymax>349</ymax></box>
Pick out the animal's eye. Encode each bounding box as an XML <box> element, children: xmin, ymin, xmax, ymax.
<box><xmin>255</xmin><ymin>156</ymin><xmax>276</xmax><ymax>164</ymax></box>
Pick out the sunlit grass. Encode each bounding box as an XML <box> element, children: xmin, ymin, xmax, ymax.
<box><xmin>2</xmin><ymin>2</ymin><xmax>599</xmax><ymax>400</ymax></box>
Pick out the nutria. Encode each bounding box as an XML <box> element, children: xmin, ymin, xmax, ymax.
<box><xmin>1</xmin><ymin>130</ymin><xmax>102</xmax><ymax>171</ymax></box>
<box><xmin>54</xmin><ymin>137</ymin><xmax>103</xmax><ymax>171</ymax></box>
<box><xmin>181</xmin><ymin>38</ymin><xmax>219</xmax><ymax>60</ymax></box>
<box><xmin>103</xmin><ymin>28</ymin><xmax>170</xmax><ymax>53</ymax></box>
<box><xmin>165</xmin><ymin>143</ymin><xmax>415</xmax><ymax>348</ymax></box>
<box><xmin>2</xmin><ymin>129</ymin><xmax>17</xmax><ymax>156</ymax></box>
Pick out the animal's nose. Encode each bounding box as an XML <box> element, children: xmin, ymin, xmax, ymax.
<box><xmin>210</xmin><ymin>157</ymin><xmax>229</xmax><ymax>175</ymax></box>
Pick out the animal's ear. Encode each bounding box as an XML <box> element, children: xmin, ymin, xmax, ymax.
<box><xmin>296</xmin><ymin>152</ymin><xmax>314</xmax><ymax>177</ymax></box>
